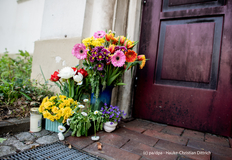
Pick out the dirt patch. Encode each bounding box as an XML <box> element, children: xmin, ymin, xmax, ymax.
<box><xmin>0</xmin><ymin>96</ymin><xmax>42</xmax><ymax>121</ymax></box>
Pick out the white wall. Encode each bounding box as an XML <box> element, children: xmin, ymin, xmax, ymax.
<box><xmin>0</xmin><ymin>0</ymin><xmax>86</xmax><ymax>54</ymax></box>
<box><xmin>0</xmin><ymin>0</ymin><xmax>45</xmax><ymax>54</ymax></box>
<box><xmin>40</xmin><ymin>0</ymin><xmax>86</xmax><ymax>40</ymax></box>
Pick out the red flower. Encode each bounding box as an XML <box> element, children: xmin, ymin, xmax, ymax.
<box><xmin>125</xmin><ymin>50</ymin><xmax>137</xmax><ymax>63</ymax></box>
<box><xmin>72</xmin><ymin>67</ymin><xmax>77</xmax><ymax>73</ymax></box>
<box><xmin>50</xmin><ymin>71</ymin><xmax>60</xmax><ymax>82</ymax></box>
<box><xmin>78</xmin><ymin>68</ymin><xmax>88</xmax><ymax>78</ymax></box>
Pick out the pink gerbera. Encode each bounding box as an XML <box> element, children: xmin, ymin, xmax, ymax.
<box><xmin>72</xmin><ymin>43</ymin><xmax>88</xmax><ymax>60</ymax></box>
<box><xmin>111</xmin><ymin>50</ymin><xmax>126</xmax><ymax>67</ymax></box>
<box><xmin>93</xmin><ymin>31</ymin><xmax>106</xmax><ymax>38</ymax></box>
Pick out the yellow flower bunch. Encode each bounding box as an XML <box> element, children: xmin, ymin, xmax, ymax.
<box><xmin>82</xmin><ymin>36</ymin><xmax>105</xmax><ymax>50</ymax></box>
<box><xmin>39</xmin><ymin>95</ymin><xmax>79</xmax><ymax>123</ymax></box>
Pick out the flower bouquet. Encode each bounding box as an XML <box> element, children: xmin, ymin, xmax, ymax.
<box><xmin>49</xmin><ymin>66</ymin><xmax>90</xmax><ymax>101</ymax></box>
<box><xmin>71</xmin><ymin>30</ymin><xmax>147</xmax><ymax>110</ymax></box>
<box><xmin>38</xmin><ymin>95</ymin><xmax>78</xmax><ymax>132</ymax></box>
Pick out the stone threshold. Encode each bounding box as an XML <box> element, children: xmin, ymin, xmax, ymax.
<box><xmin>0</xmin><ymin>118</ymin><xmax>46</xmax><ymax>136</ymax></box>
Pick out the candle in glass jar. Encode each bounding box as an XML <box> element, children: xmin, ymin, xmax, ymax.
<box><xmin>30</xmin><ymin>108</ymin><xmax>42</xmax><ymax>132</ymax></box>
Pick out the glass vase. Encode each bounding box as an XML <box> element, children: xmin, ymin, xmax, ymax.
<box><xmin>90</xmin><ymin>85</ymin><xmax>114</xmax><ymax>111</ymax></box>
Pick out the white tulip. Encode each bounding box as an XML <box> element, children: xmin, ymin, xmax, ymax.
<box><xmin>73</xmin><ymin>72</ymin><xmax>83</xmax><ymax>85</ymax></box>
<box><xmin>58</xmin><ymin>67</ymin><xmax>75</xmax><ymax>79</ymax></box>
<box><xmin>58</xmin><ymin>132</ymin><xmax>65</xmax><ymax>140</ymax></box>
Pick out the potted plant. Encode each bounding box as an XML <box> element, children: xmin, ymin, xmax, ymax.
<box><xmin>101</xmin><ymin>103</ymin><xmax>126</xmax><ymax>132</ymax></box>
<box><xmin>89</xmin><ymin>110</ymin><xmax>104</xmax><ymax>140</ymax></box>
<box><xmin>38</xmin><ymin>95</ymin><xmax>78</xmax><ymax>132</ymax></box>
<box><xmin>68</xmin><ymin>99</ymin><xmax>104</xmax><ymax>137</ymax></box>
<box><xmin>71</xmin><ymin>30</ymin><xmax>148</xmax><ymax>110</ymax></box>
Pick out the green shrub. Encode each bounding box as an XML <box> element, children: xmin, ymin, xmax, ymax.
<box><xmin>0</xmin><ymin>49</ymin><xmax>53</xmax><ymax>106</ymax></box>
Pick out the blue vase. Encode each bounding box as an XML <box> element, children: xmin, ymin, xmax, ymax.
<box><xmin>45</xmin><ymin>119</ymin><xmax>63</xmax><ymax>132</ymax></box>
<box><xmin>90</xmin><ymin>86</ymin><xmax>114</xmax><ymax>111</ymax></box>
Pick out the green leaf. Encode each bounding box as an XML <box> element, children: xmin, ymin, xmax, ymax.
<box><xmin>57</xmin><ymin>117</ymin><xmax>64</xmax><ymax>123</ymax></box>
<box><xmin>0</xmin><ymin>138</ymin><xmax>6</xmax><ymax>143</ymax></box>
<box><xmin>25</xmin><ymin>51</ymin><xmax>30</xmax><ymax>57</ymax></box>
<box><xmin>39</xmin><ymin>65</ymin><xmax>47</xmax><ymax>84</ymax></box>
<box><xmin>116</xmin><ymin>83</ymin><xmax>126</xmax><ymax>86</ymax></box>
<box><xmin>76</xmin><ymin>124</ymin><xmax>82</xmax><ymax>137</ymax></box>
<box><xmin>107</xmin><ymin>72</ymin><xmax>122</xmax><ymax>86</ymax></box>
<box><xmin>19</xmin><ymin>91</ymin><xmax>32</xmax><ymax>101</ymax></box>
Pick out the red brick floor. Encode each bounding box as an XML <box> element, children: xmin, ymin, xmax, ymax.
<box><xmin>66</xmin><ymin>119</ymin><xmax>232</xmax><ymax>160</ymax></box>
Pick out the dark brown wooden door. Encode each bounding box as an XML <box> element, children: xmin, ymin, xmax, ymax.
<box><xmin>134</xmin><ymin>0</ymin><xmax>232</xmax><ymax>137</ymax></box>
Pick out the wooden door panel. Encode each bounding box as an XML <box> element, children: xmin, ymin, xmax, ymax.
<box><xmin>161</xmin><ymin>22</ymin><xmax>214</xmax><ymax>83</ymax></box>
<box><xmin>163</xmin><ymin>0</ymin><xmax>225</xmax><ymax>12</ymax></box>
<box><xmin>134</xmin><ymin>0</ymin><xmax>232</xmax><ymax>137</ymax></box>
<box><xmin>169</xmin><ymin>0</ymin><xmax>216</xmax><ymax>6</ymax></box>
<box><xmin>156</xmin><ymin>17</ymin><xmax>223</xmax><ymax>89</ymax></box>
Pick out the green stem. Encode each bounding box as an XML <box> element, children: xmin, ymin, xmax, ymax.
<box><xmin>58</xmin><ymin>79</ymin><xmax>63</xmax><ymax>87</ymax></box>
<box><xmin>68</xmin><ymin>79</ymin><xmax>71</xmax><ymax>98</ymax></box>
<box><xmin>93</xmin><ymin>120</ymin><xmax>96</xmax><ymax>137</ymax></box>
<box><xmin>64</xmin><ymin>127</ymin><xmax>70</xmax><ymax>135</ymax></box>
<box><xmin>76</xmin><ymin>85</ymin><xmax>79</xmax><ymax>100</ymax></box>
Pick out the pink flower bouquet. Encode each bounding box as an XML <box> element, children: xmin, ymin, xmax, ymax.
<box><xmin>71</xmin><ymin>30</ymin><xmax>147</xmax><ymax>101</ymax></box>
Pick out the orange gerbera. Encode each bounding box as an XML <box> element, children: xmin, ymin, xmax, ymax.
<box><xmin>137</xmin><ymin>55</ymin><xmax>146</xmax><ymax>69</ymax></box>
<box><xmin>125</xmin><ymin>50</ymin><xmax>137</xmax><ymax>63</ymax></box>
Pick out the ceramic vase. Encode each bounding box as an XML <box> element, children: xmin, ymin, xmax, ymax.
<box><xmin>104</xmin><ymin>122</ymin><xmax>118</xmax><ymax>132</ymax></box>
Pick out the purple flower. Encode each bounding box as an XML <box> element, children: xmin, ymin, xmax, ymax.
<box><xmin>101</xmin><ymin>107</ymin><xmax>104</xmax><ymax>110</ymax></box>
<box><xmin>96</xmin><ymin>53</ymin><xmax>105</xmax><ymax>61</ymax></box>
<box><xmin>101</xmin><ymin>48</ymin><xmax>110</xmax><ymax>56</ymax></box>
<box><xmin>96</xmin><ymin>63</ymin><xmax>104</xmax><ymax>71</ymax></box>
<box><xmin>105</xmin><ymin>56</ymin><xmax>111</xmax><ymax>63</ymax></box>
<box><xmin>114</xmin><ymin>46</ymin><xmax>127</xmax><ymax>52</ymax></box>
<box><xmin>119</xmin><ymin>46</ymin><xmax>127</xmax><ymax>52</ymax></box>
<box><xmin>92</xmin><ymin>50</ymin><xmax>98</xmax><ymax>57</ymax></box>
<box><xmin>110</xmin><ymin>122</ymin><xmax>113</xmax><ymax>125</ymax></box>
<box><xmin>89</xmin><ymin>55</ymin><xmax>95</xmax><ymax>62</ymax></box>
<box><xmin>95</xmin><ymin>46</ymin><xmax>104</xmax><ymax>52</ymax></box>
<box><xmin>114</xmin><ymin>46</ymin><xmax>120</xmax><ymax>51</ymax></box>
